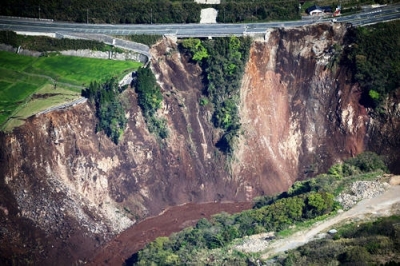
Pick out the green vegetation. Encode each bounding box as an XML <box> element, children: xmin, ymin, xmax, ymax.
<box><xmin>133</xmin><ymin>66</ymin><xmax>168</xmax><ymax>139</ymax></box>
<box><xmin>182</xmin><ymin>38</ymin><xmax>209</xmax><ymax>62</ymax></box>
<box><xmin>0</xmin><ymin>0</ymin><xmax>304</xmax><ymax>24</ymax></box>
<box><xmin>1</xmin><ymin>0</ymin><xmax>201</xmax><ymax>24</ymax></box>
<box><xmin>284</xmin><ymin>151</ymin><xmax>387</xmax><ymax>197</ymax></box>
<box><xmin>0</xmin><ymin>80</ymin><xmax>43</xmax><ymax>126</ymax></box>
<box><xmin>345</xmin><ymin>21</ymin><xmax>400</xmax><ymax>108</ymax></box>
<box><xmin>26</xmin><ymin>54</ymin><xmax>141</xmax><ymax>86</ymax></box>
<box><xmin>181</xmin><ymin>36</ymin><xmax>251</xmax><ymax>154</ymax></box>
<box><xmin>128</xmin><ymin>152</ymin><xmax>389</xmax><ymax>265</ymax></box>
<box><xmin>215</xmin><ymin>0</ymin><xmax>300</xmax><ymax>23</ymax></box>
<box><xmin>0</xmin><ymin>50</ymin><xmax>36</xmax><ymax>71</ymax></box>
<box><xmin>2</xmin><ymin>0</ymin><xmax>399</xmax><ymax>25</ymax></box>
<box><xmin>0</xmin><ymin>57</ymin><xmax>48</xmax><ymax>127</ymax></box>
<box><xmin>118</xmin><ymin>35</ymin><xmax>163</xmax><ymax>46</ymax></box>
<box><xmin>0</xmin><ymin>50</ymin><xmax>140</xmax><ymax>131</ymax></box>
<box><xmin>131</xmin><ymin>191</ymin><xmax>335</xmax><ymax>265</ymax></box>
<box><xmin>2</xmin><ymin>84</ymin><xmax>81</xmax><ymax>131</ymax></box>
<box><xmin>0</xmin><ymin>31</ymin><xmax>121</xmax><ymax>52</ymax></box>
<box><xmin>82</xmin><ymin>78</ymin><xmax>127</xmax><ymax>144</ymax></box>
<box><xmin>281</xmin><ymin>215</ymin><xmax>400</xmax><ymax>265</ymax></box>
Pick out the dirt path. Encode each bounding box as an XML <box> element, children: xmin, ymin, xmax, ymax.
<box><xmin>257</xmin><ymin>185</ymin><xmax>400</xmax><ymax>259</ymax></box>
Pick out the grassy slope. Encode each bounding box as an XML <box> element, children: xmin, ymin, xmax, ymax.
<box><xmin>0</xmin><ymin>51</ymin><xmax>141</xmax><ymax>130</ymax></box>
<box><xmin>26</xmin><ymin>54</ymin><xmax>142</xmax><ymax>86</ymax></box>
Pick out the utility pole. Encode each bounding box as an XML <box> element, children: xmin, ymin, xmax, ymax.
<box><xmin>151</xmin><ymin>8</ymin><xmax>153</xmax><ymax>24</ymax></box>
<box><xmin>224</xmin><ymin>7</ymin><xmax>225</xmax><ymax>23</ymax></box>
<box><xmin>39</xmin><ymin>5</ymin><xmax>41</xmax><ymax>20</ymax></box>
<box><xmin>87</xmin><ymin>9</ymin><xmax>89</xmax><ymax>24</ymax></box>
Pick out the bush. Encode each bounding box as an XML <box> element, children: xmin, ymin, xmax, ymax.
<box><xmin>345</xmin><ymin>151</ymin><xmax>387</xmax><ymax>173</ymax></box>
<box><xmin>342</xmin><ymin>246</ymin><xmax>371</xmax><ymax>264</ymax></box>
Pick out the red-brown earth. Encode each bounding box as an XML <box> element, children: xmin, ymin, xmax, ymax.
<box><xmin>87</xmin><ymin>201</ymin><xmax>252</xmax><ymax>265</ymax></box>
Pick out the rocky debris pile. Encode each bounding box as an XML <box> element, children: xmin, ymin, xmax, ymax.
<box><xmin>235</xmin><ymin>232</ymin><xmax>275</xmax><ymax>253</ymax></box>
<box><xmin>336</xmin><ymin>180</ymin><xmax>390</xmax><ymax>210</ymax></box>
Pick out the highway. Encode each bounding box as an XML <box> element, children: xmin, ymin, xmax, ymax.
<box><xmin>0</xmin><ymin>4</ymin><xmax>399</xmax><ymax>38</ymax></box>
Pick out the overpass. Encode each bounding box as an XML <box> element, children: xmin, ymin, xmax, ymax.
<box><xmin>0</xmin><ymin>3</ymin><xmax>399</xmax><ymax>57</ymax></box>
<box><xmin>0</xmin><ymin>4</ymin><xmax>399</xmax><ymax>37</ymax></box>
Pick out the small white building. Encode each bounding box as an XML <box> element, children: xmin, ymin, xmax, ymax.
<box><xmin>310</xmin><ymin>9</ymin><xmax>323</xmax><ymax>16</ymax></box>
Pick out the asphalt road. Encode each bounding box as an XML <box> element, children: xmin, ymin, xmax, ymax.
<box><xmin>0</xmin><ymin>4</ymin><xmax>399</xmax><ymax>37</ymax></box>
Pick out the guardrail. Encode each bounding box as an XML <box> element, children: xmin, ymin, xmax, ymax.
<box><xmin>56</xmin><ymin>32</ymin><xmax>151</xmax><ymax>62</ymax></box>
<box><xmin>0</xmin><ymin>15</ymin><xmax>53</xmax><ymax>22</ymax></box>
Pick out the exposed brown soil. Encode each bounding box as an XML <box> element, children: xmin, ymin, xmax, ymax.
<box><xmin>87</xmin><ymin>201</ymin><xmax>252</xmax><ymax>265</ymax></box>
<box><xmin>31</xmin><ymin>93</ymin><xmax>62</xmax><ymax>99</ymax></box>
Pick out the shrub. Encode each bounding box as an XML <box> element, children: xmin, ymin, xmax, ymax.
<box><xmin>342</xmin><ymin>246</ymin><xmax>371</xmax><ymax>264</ymax></box>
<box><xmin>345</xmin><ymin>151</ymin><xmax>387</xmax><ymax>173</ymax></box>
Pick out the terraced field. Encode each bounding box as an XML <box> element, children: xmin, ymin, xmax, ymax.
<box><xmin>0</xmin><ymin>51</ymin><xmax>141</xmax><ymax>131</ymax></box>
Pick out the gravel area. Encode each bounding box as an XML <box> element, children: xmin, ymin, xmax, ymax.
<box><xmin>336</xmin><ymin>180</ymin><xmax>390</xmax><ymax>210</ymax></box>
<box><xmin>200</xmin><ymin>8</ymin><xmax>218</xmax><ymax>24</ymax></box>
<box><xmin>236</xmin><ymin>232</ymin><xmax>275</xmax><ymax>253</ymax></box>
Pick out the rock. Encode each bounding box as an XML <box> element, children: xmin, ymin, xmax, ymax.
<box><xmin>328</xmin><ymin>229</ymin><xmax>338</xmax><ymax>234</ymax></box>
<box><xmin>336</xmin><ymin>180</ymin><xmax>389</xmax><ymax>210</ymax></box>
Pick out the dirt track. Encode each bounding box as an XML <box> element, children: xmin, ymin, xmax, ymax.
<box><xmin>258</xmin><ymin>184</ymin><xmax>400</xmax><ymax>259</ymax></box>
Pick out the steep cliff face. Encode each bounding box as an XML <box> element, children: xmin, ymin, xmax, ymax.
<box><xmin>233</xmin><ymin>24</ymin><xmax>369</xmax><ymax>197</ymax></box>
<box><xmin>1</xmin><ymin>23</ymin><xmax>399</xmax><ymax>264</ymax></box>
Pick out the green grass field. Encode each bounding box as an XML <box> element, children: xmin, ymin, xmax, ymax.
<box><xmin>0</xmin><ymin>50</ymin><xmax>142</xmax><ymax>131</ymax></box>
<box><xmin>2</xmin><ymin>84</ymin><xmax>82</xmax><ymax>131</ymax></box>
<box><xmin>26</xmin><ymin>53</ymin><xmax>142</xmax><ymax>86</ymax></box>
<box><xmin>0</xmin><ymin>51</ymin><xmax>36</xmax><ymax>71</ymax></box>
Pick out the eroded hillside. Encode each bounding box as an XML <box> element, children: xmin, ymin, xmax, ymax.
<box><xmin>0</xmin><ymin>23</ymin><xmax>399</xmax><ymax>265</ymax></box>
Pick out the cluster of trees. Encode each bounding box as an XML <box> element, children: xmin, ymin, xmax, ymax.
<box><xmin>1</xmin><ymin>0</ymin><xmax>300</xmax><ymax>24</ymax></box>
<box><xmin>346</xmin><ymin>21</ymin><xmax>400</xmax><ymax>108</ymax></box>
<box><xmin>1</xmin><ymin>0</ymin><xmax>201</xmax><ymax>24</ymax></box>
<box><xmin>0</xmin><ymin>30</ymin><xmax>120</xmax><ymax>52</ymax></box>
<box><xmin>214</xmin><ymin>1</ymin><xmax>300</xmax><ymax>23</ymax></box>
<box><xmin>133</xmin><ymin>67</ymin><xmax>168</xmax><ymax>139</ymax></box>
<box><xmin>129</xmin><ymin>152</ymin><xmax>388</xmax><ymax>265</ymax></box>
<box><xmin>82</xmin><ymin>78</ymin><xmax>127</xmax><ymax>144</ymax></box>
<box><xmin>282</xmin><ymin>215</ymin><xmax>400</xmax><ymax>265</ymax></box>
<box><xmin>182</xmin><ymin>36</ymin><xmax>251</xmax><ymax>154</ymax></box>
